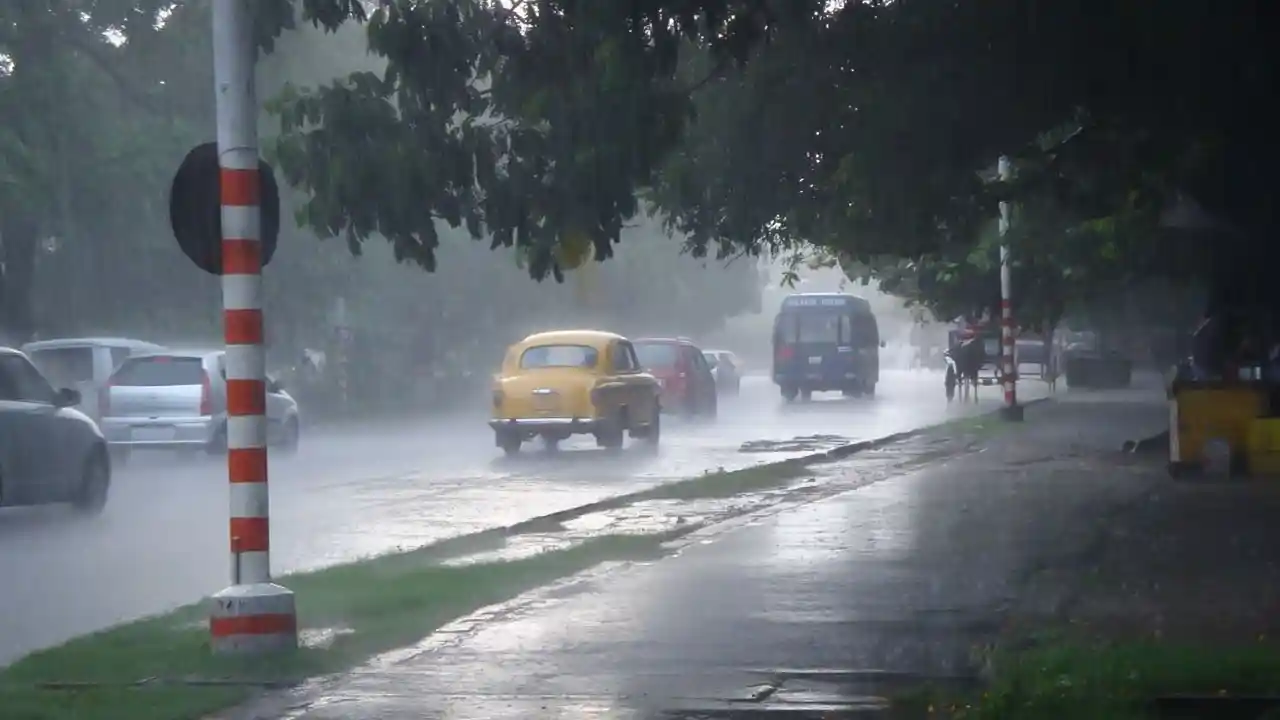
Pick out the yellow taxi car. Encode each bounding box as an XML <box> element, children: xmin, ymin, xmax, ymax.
<box><xmin>490</xmin><ymin>330</ymin><xmax>662</xmax><ymax>455</ymax></box>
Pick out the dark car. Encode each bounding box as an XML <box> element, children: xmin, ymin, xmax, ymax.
<box><xmin>0</xmin><ymin>347</ymin><xmax>111</xmax><ymax>514</ymax></box>
<box><xmin>633</xmin><ymin>337</ymin><xmax>718</xmax><ymax>418</ymax></box>
<box><xmin>703</xmin><ymin>349</ymin><xmax>742</xmax><ymax>396</ymax></box>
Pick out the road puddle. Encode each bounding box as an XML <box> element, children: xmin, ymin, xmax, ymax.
<box><xmin>563</xmin><ymin>511</ymin><xmax>617</xmax><ymax>532</ymax></box>
<box><xmin>566</xmin><ymin>498</ymin><xmax>753</xmax><ymax>535</ymax></box>
<box><xmin>740</xmin><ymin>435</ymin><xmax>852</xmax><ymax>453</ymax></box>
<box><xmin>300</xmin><ymin>626</ymin><xmax>354</xmax><ymax>650</ymax></box>
<box><xmin>440</xmin><ymin>534</ymin><xmax>576</xmax><ymax>566</ymax></box>
<box><xmin>441</xmin><ymin>497</ymin><xmax>760</xmax><ymax>567</ymax></box>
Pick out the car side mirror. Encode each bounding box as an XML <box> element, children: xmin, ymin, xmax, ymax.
<box><xmin>267</xmin><ymin>378</ymin><xmax>283</xmax><ymax>394</ymax></box>
<box><xmin>880</xmin><ymin>341</ymin><xmax>887</xmax><ymax>348</ymax></box>
<box><xmin>55</xmin><ymin>387</ymin><xmax>81</xmax><ymax>408</ymax></box>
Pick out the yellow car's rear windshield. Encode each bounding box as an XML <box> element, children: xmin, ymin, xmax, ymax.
<box><xmin>519</xmin><ymin>344</ymin><xmax>599</xmax><ymax>369</ymax></box>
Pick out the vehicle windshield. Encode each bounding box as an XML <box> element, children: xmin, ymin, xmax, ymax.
<box><xmin>111</xmin><ymin>356</ymin><xmax>205</xmax><ymax>386</ymax></box>
<box><xmin>776</xmin><ymin>312</ymin><xmax>844</xmax><ymax>344</ymax></box>
<box><xmin>28</xmin><ymin>347</ymin><xmax>95</xmax><ymax>388</ymax></box>
<box><xmin>519</xmin><ymin>344</ymin><xmax>599</xmax><ymax>369</ymax></box>
<box><xmin>1064</xmin><ymin>330</ymin><xmax>1099</xmax><ymax>352</ymax></box>
<box><xmin>635</xmin><ymin>342</ymin><xmax>680</xmax><ymax>369</ymax></box>
<box><xmin>702</xmin><ymin>352</ymin><xmax>718</xmax><ymax>368</ymax></box>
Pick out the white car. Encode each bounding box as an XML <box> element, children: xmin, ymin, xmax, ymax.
<box><xmin>101</xmin><ymin>349</ymin><xmax>302</xmax><ymax>463</ymax></box>
<box><xmin>702</xmin><ymin>349</ymin><xmax>743</xmax><ymax>396</ymax></box>
<box><xmin>22</xmin><ymin>337</ymin><xmax>165</xmax><ymax>422</ymax></box>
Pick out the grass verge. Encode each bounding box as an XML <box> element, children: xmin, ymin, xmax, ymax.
<box><xmin>0</xmin><ymin>530</ymin><xmax>688</xmax><ymax>720</ymax></box>
<box><xmin>934</xmin><ymin>412</ymin><xmax>1018</xmax><ymax>440</ymax></box>
<box><xmin>899</xmin><ymin>634</ymin><xmax>1280</xmax><ymax>719</ymax></box>
<box><xmin>636</xmin><ymin>458</ymin><xmax>813</xmax><ymax>501</ymax></box>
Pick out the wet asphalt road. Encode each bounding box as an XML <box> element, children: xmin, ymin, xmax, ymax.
<box><xmin>266</xmin><ymin>385</ymin><xmax>1164</xmax><ymax>720</ymax></box>
<box><xmin>0</xmin><ymin>369</ymin><xmax>1045</xmax><ymax>665</ymax></box>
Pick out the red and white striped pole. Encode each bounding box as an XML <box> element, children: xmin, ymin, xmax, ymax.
<box><xmin>208</xmin><ymin>0</ymin><xmax>298</xmax><ymax>655</ymax></box>
<box><xmin>998</xmin><ymin>155</ymin><xmax>1023</xmax><ymax>421</ymax></box>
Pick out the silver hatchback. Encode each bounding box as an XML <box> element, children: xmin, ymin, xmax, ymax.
<box><xmin>101</xmin><ymin>349</ymin><xmax>301</xmax><ymax>461</ymax></box>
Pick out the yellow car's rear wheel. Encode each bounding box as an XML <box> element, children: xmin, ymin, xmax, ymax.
<box><xmin>497</xmin><ymin>430</ymin><xmax>522</xmax><ymax>456</ymax></box>
<box><xmin>595</xmin><ymin>412</ymin><xmax>626</xmax><ymax>449</ymax></box>
<box><xmin>640</xmin><ymin>406</ymin><xmax>660</xmax><ymax>448</ymax></box>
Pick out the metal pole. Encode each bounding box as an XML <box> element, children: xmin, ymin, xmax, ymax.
<box><xmin>331</xmin><ymin>297</ymin><xmax>349</xmax><ymax>413</ymax></box>
<box><xmin>208</xmin><ymin>0</ymin><xmax>298</xmax><ymax>655</ymax></box>
<box><xmin>998</xmin><ymin>155</ymin><xmax>1023</xmax><ymax>421</ymax></box>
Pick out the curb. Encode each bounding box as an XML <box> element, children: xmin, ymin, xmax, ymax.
<box><xmin>817</xmin><ymin>396</ymin><xmax>1051</xmax><ymax>463</ymax></box>
<box><xmin>492</xmin><ymin>397</ymin><xmax>1054</xmax><ymax>538</ymax></box>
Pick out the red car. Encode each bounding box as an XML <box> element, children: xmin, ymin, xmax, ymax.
<box><xmin>632</xmin><ymin>337</ymin><xmax>718</xmax><ymax>418</ymax></box>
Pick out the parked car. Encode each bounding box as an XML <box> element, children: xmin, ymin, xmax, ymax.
<box><xmin>702</xmin><ymin>349</ymin><xmax>743</xmax><ymax>396</ymax></box>
<box><xmin>490</xmin><ymin>330</ymin><xmax>661</xmax><ymax>455</ymax></box>
<box><xmin>0</xmin><ymin>347</ymin><xmax>110</xmax><ymax>514</ymax></box>
<box><xmin>100</xmin><ymin>349</ymin><xmax>301</xmax><ymax>463</ymax></box>
<box><xmin>22</xmin><ymin>337</ymin><xmax>165</xmax><ymax>422</ymax></box>
<box><xmin>633</xmin><ymin>337</ymin><xmax>718</xmax><ymax>418</ymax></box>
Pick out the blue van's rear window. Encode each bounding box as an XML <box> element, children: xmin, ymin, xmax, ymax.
<box><xmin>776</xmin><ymin>310</ymin><xmax>878</xmax><ymax>346</ymax></box>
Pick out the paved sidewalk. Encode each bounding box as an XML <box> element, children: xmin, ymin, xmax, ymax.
<box><xmin>231</xmin><ymin>389</ymin><xmax>1169</xmax><ymax>719</ymax></box>
<box><xmin>1012</xmin><ymin>455</ymin><xmax>1280</xmax><ymax>648</ymax></box>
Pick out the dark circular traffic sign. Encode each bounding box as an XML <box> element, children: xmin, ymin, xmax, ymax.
<box><xmin>169</xmin><ymin>142</ymin><xmax>280</xmax><ymax>275</ymax></box>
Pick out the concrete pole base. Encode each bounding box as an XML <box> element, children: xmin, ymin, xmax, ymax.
<box><xmin>1000</xmin><ymin>403</ymin><xmax>1025</xmax><ymax>422</ymax></box>
<box><xmin>209</xmin><ymin>582</ymin><xmax>298</xmax><ymax>655</ymax></box>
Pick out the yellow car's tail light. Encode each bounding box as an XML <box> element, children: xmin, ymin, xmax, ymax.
<box><xmin>492</xmin><ymin>389</ymin><xmax>504</xmax><ymax>407</ymax></box>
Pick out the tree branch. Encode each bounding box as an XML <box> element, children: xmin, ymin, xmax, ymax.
<box><xmin>58</xmin><ymin>30</ymin><xmax>168</xmax><ymax>116</ymax></box>
<box><xmin>500</xmin><ymin>0</ymin><xmax>528</xmax><ymax>21</ymax></box>
<box><xmin>682</xmin><ymin>56</ymin><xmax>731</xmax><ymax>96</ymax></box>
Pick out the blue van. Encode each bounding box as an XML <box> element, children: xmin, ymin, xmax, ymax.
<box><xmin>772</xmin><ymin>293</ymin><xmax>882</xmax><ymax>401</ymax></box>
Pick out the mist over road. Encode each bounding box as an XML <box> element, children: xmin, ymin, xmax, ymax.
<box><xmin>0</xmin><ymin>369</ymin><xmax>1044</xmax><ymax>665</ymax></box>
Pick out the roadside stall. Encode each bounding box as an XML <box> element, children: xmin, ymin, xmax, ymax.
<box><xmin>1168</xmin><ymin>310</ymin><xmax>1280</xmax><ymax>478</ymax></box>
<box><xmin>1168</xmin><ymin>378</ymin><xmax>1266</xmax><ymax>477</ymax></box>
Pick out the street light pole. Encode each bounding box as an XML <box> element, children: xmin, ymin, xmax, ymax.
<box><xmin>998</xmin><ymin>155</ymin><xmax>1024</xmax><ymax>421</ymax></box>
<box><xmin>207</xmin><ymin>0</ymin><xmax>298</xmax><ymax>655</ymax></box>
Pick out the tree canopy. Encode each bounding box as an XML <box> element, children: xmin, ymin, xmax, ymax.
<box><xmin>0</xmin><ymin>1</ymin><xmax>763</xmax><ymax>418</ymax></box>
<box><xmin>264</xmin><ymin>0</ymin><xmax>1278</xmax><ymax>326</ymax></box>
<box><xmin>5</xmin><ymin>0</ymin><xmax>1266</xmax><ymax>355</ymax></box>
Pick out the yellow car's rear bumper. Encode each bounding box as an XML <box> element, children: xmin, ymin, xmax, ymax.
<box><xmin>489</xmin><ymin>417</ymin><xmax>601</xmax><ymax>433</ymax></box>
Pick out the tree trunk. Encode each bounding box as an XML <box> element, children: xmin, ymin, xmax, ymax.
<box><xmin>0</xmin><ymin>213</ymin><xmax>41</xmax><ymax>344</ymax></box>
